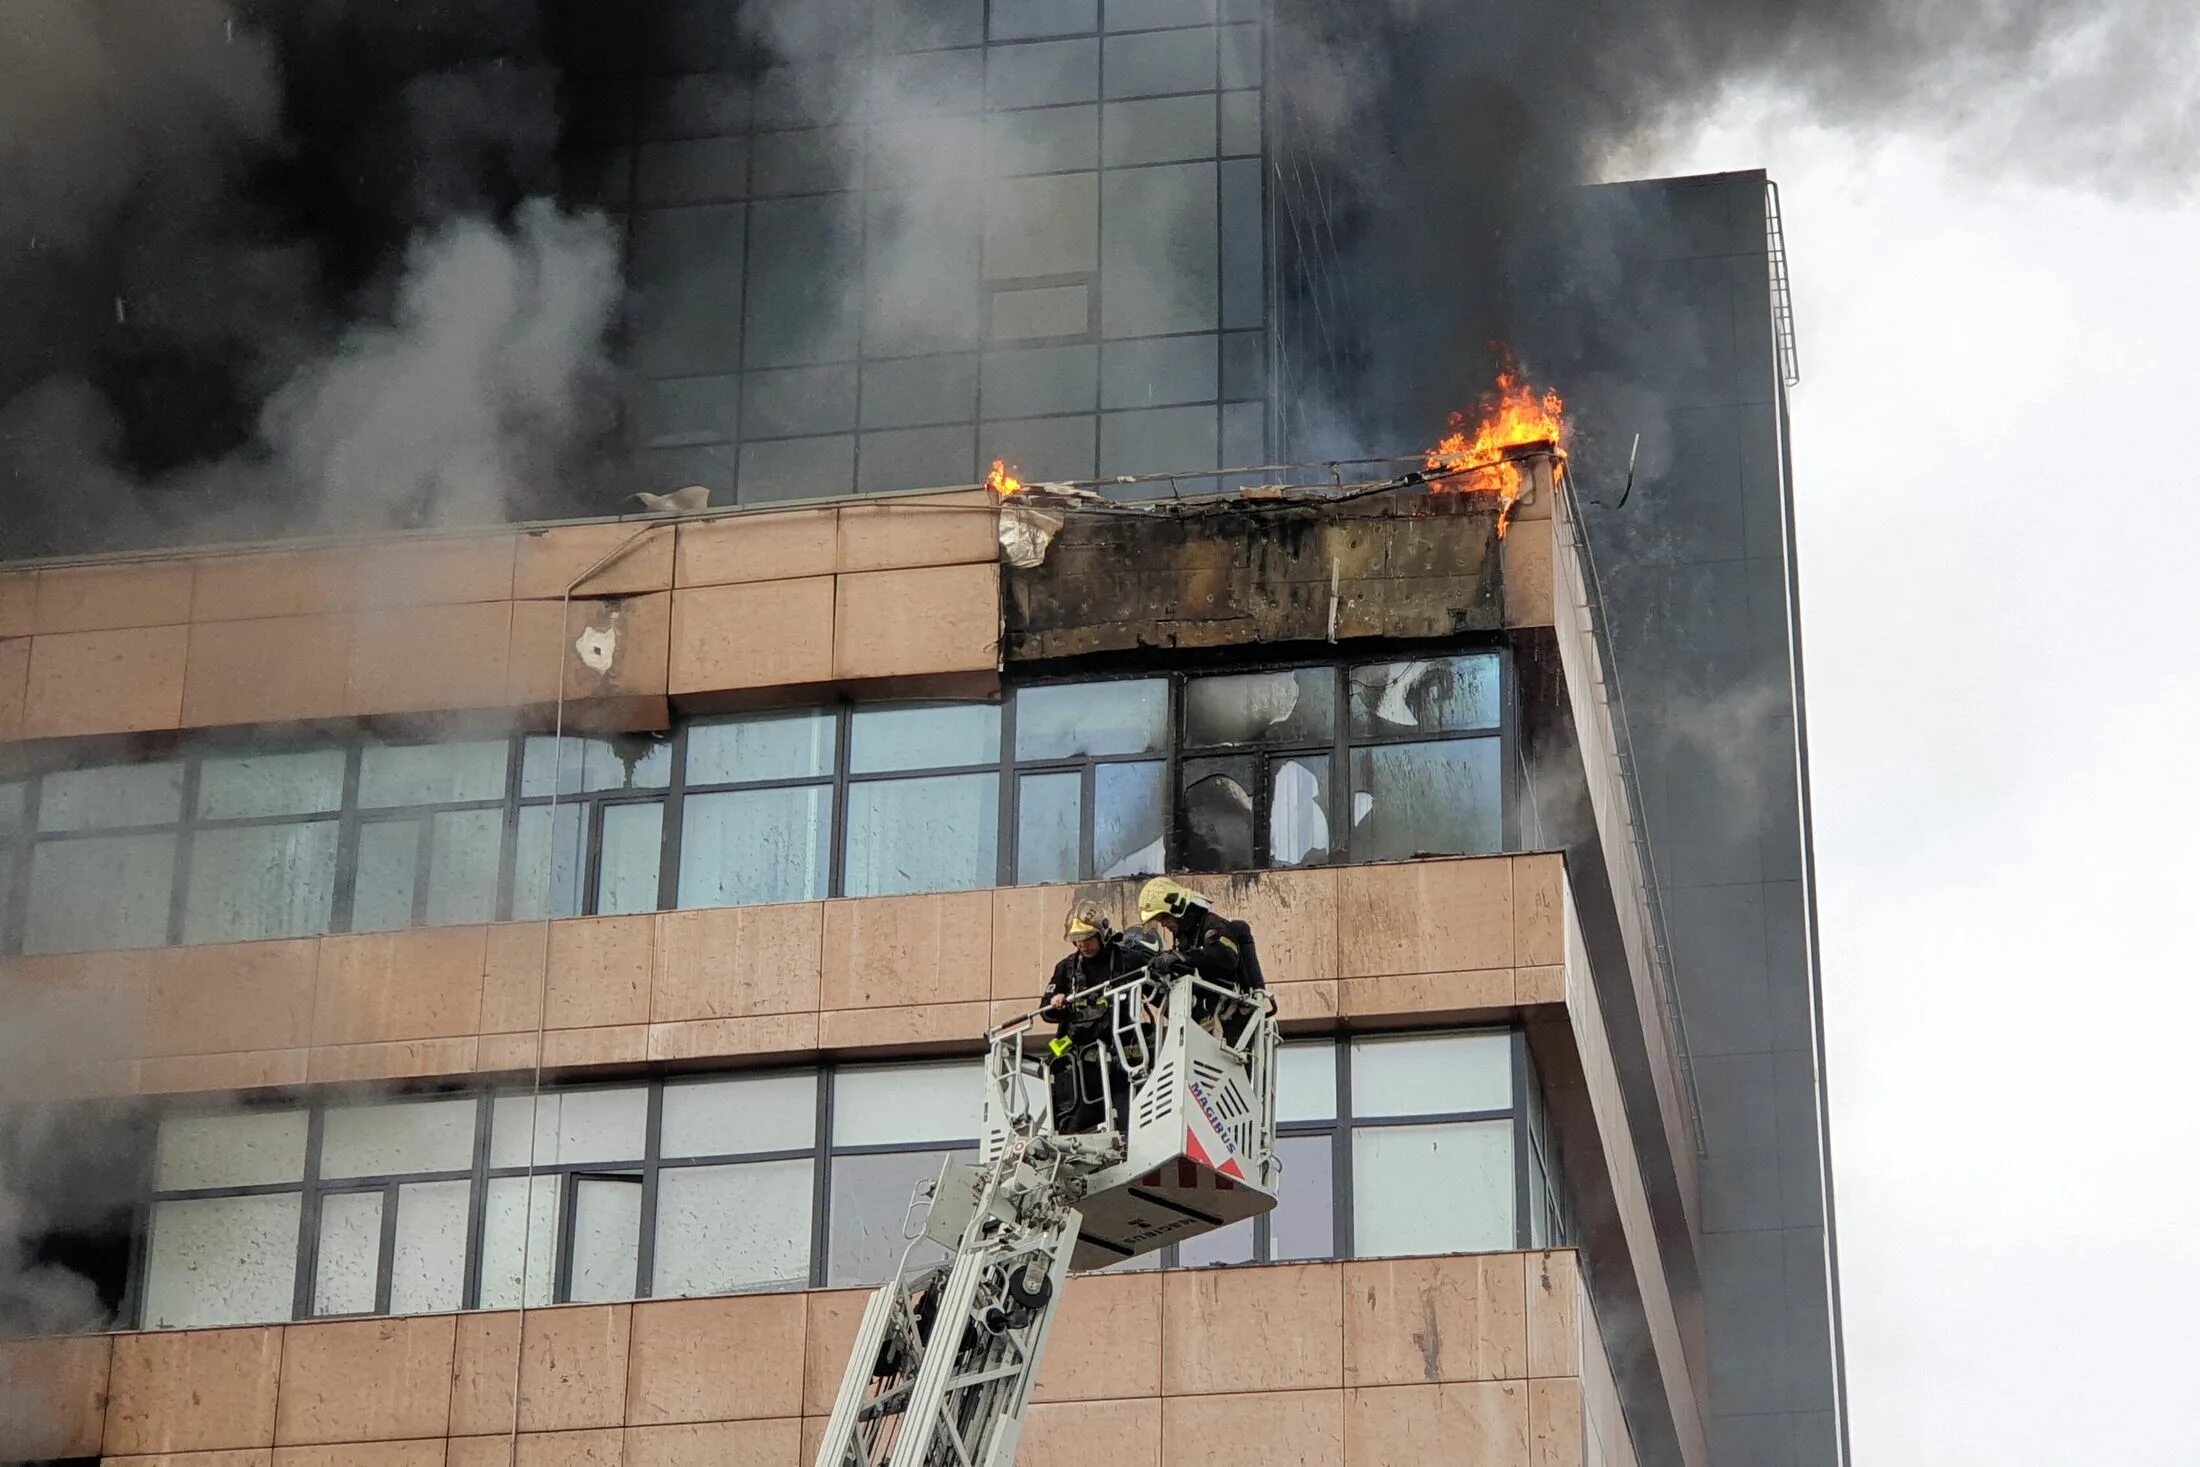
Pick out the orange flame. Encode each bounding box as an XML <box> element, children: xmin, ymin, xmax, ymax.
<box><xmin>1425</xmin><ymin>365</ymin><xmax>1567</xmax><ymax>536</ymax></box>
<box><xmin>986</xmin><ymin>459</ymin><xmax>1026</xmax><ymax>497</ymax></box>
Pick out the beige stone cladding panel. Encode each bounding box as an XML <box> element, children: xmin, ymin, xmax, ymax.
<box><xmin>0</xmin><ymin>633</ymin><xmax>26</xmax><ymax>739</ymax></box>
<box><xmin>346</xmin><ymin>603</ymin><xmax>513</xmax><ymax>716</ymax></box>
<box><xmin>542</xmin><ymin>916</ymin><xmax>654</xmax><ymax>1031</ymax></box>
<box><xmin>835</xmin><ymin>493</ymin><xmax>995</xmax><ymax>574</ymax></box>
<box><xmin>1336</xmin><ymin>857</ymin><xmax>1515</xmax><ymax>978</ymax></box>
<box><xmin>350</xmin><ymin>536</ymin><xmax>516</xmax><ymax>609</ymax></box>
<box><xmin>513</xmin><ymin>1304</ymin><xmax>632</xmax><ymax>1433</ymax></box>
<box><xmin>144</xmin><ymin>939</ymin><xmax>319</xmax><ymax>1057</ymax></box>
<box><xmin>0</xmin><ymin>569</ymin><xmax>38</xmax><ymax>634</ymax></box>
<box><xmin>831</xmin><ymin>563</ymin><xmax>998</xmax><ymax>682</ymax></box>
<box><xmin>1343</xmin><ymin>1253</ymin><xmax>1528</xmax><ymax>1386</ymax></box>
<box><xmin>819</xmin><ymin>890</ymin><xmax>992</xmax><ymax>1011</ymax></box>
<box><xmin>0</xmin><ymin>1332</ymin><xmax>112</xmax><ymax>1459</ymax></box>
<box><xmin>1160</xmin><ymin>1388</ymin><xmax>1344</xmax><ymax>1467</ymax></box>
<box><xmin>624</xmin><ymin>1295</ymin><xmax>805</xmax><ymax>1426</ymax></box>
<box><xmin>506</xmin><ymin>594</ymin><xmax>672</xmax><ymax>709</ymax></box>
<box><xmin>650</xmin><ymin>903</ymin><xmax>823</xmax><ymax>1023</ymax></box>
<box><xmin>667</xmin><ymin>577</ymin><xmax>835</xmax><ymax>694</ymax></box>
<box><xmin>1343</xmin><ymin>1380</ymin><xmax>1532</xmax><ymax>1467</ymax></box>
<box><xmin>1018</xmin><ymin>1397</ymin><xmax>1162</xmax><ymax>1467</ymax></box>
<box><xmin>192</xmin><ymin>549</ymin><xmax>353</xmax><ymax>622</ymax></box>
<box><xmin>32</xmin><ymin>561</ymin><xmax>196</xmax><ymax>633</ymax></box>
<box><xmin>104</xmin><ymin>1325</ymin><xmax>285</xmax><ymax>1456</ymax></box>
<box><xmin>183</xmin><ymin>615</ymin><xmax>355</xmax><ymax>726</ymax></box>
<box><xmin>274</xmin><ymin>1315</ymin><xmax>456</xmax><ymax>1445</ymax></box>
<box><xmin>311</xmin><ymin>927</ymin><xmax>488</xmax><ymax>1047</ymax></box>
<box><xmin>1527</xmin><ymin>1250</ymin><xmax>1584</xmax><ymax>1378</ymax></box>
<box><xmin>624</xmin><ymin>1418</ymin><xmax>804</xmax><ymax>1467</ymax></box>
<box><xmin>512</xmin><ymin>522</ymin><xmax>676</xmax><ymax>599</ymax></box>
<box><xmin>22</xmin><ymin>624</ymin><xmax>189</xmax><ymax>737</ymax></box>
<box><xmin>1033</xmin><ymin>1271</ymin><xmax>1162</xmax><ymax>1403</ymax></box>
<box><xmin>675</xmin><ymin>509</ymin><xmax>837</xmax><ymax>588</ymax></box>
<box><xmin>272</xmin><ymin>1440</ymin><xmax>445</xmax><ymax>1467</ymax></box>
<box><xmin>1160</xmin><ymin>1262</ymin><xmax>1343</xmax><ymax>1395</ymax></box>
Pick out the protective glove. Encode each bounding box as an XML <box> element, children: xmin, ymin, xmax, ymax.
<box><xmin>1150</xmin><ymin>950</ymin><xmax>1191</xmax><ymax>977</ymax></box>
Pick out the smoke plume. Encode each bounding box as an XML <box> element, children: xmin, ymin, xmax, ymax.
<box><xmin>0</xmin><ymin>0</ymin><xmax>618</xmax><ymax>558</ymax></box>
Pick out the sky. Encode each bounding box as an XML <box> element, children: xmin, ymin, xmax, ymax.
<box><xmin>1645</xmin><ymin>109</ymin><xmax>2200</xmax><ymax>1463</ymax></box>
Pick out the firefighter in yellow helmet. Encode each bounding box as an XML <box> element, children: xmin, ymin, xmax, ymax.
<box><xmin>1136</xmin><ymin>877</ymin><xmax>1266</xmax><ymax>1033</ymax></box>
<box><xmin>1039</xmin><ymin>899</ymin><xmax>1136</xmax><ymax>1133</ymax></box>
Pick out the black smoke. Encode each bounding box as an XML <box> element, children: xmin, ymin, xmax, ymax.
<box><xmin>1269</xmin><ymin>0</ymin><xmax>2199</xmax><ymax>457</ymax></box>
<box><xmin>0</xmin><ymin>0</ymin><xmax>636</xmax><ymax>558</ymax></box>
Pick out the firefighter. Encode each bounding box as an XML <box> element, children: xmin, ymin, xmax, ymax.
<box><xmin>1135</xmin><ymin>877</ymin><xmax>1266</xmax><ymax>1036</ymax></box>
<box><xmin>1041</xmin><ymin>900</ymin><xmax>1134</xmax><ymax>1133</ymax></box>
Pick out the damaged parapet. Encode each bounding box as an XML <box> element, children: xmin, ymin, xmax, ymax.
<box><xmin>995</xmin><ymin>455</ymin><xmax>1557</xmax><ymax>662</ymax></box>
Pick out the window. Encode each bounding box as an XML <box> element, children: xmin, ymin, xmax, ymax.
<box><xmin>127</xmin><ymin>1030</ymin><xmax>1555</xmax><ymax>1328</ymax></box>
<box><xmin>2</xmin><ymin>649</ymin><xmax>1509</xmax><ymax>956</ymax></box>
<box><xmin>1010</xmin><ymin>679</ymin><xmax>1167</xmax><ymax>883</ymax></box>
<box><xmin>842</xmin><ymin>707</ymin><xmax>1001</xmax><ymax>898</ymax></box>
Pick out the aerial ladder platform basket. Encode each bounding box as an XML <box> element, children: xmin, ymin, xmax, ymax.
<box><xmin>813</xmin><ymin>963</ymin><xmax>1280</xmax><ymax>1467</ymax></box>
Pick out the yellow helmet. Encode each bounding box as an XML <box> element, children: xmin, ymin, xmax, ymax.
<box><xmin>1063</xmin><ymin>899</ymin><xmax>1112</xmax><ymax>941</ymax></box>
<box><xmin>1137</xmin><ymin>877</ymin><xmax>1204</xmax><ymax>925</ymax></box>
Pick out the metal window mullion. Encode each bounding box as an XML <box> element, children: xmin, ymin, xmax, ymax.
<box><xmin>1511</xmin><ymin>1027</ymin><xmax>1532</xmax><ymax>1249</ymax></box>
<box><xmin>374</xmin><ymin>1178</ymin><xmax>401</xmax><ymax>1315</ymax></box>
<box><xmin>658</xmin><ymin>726</ymin><xmax>689</xmax><ymax>913</ymax></box>
<box><xmin>809</xmin><ymin>1068</ymin><xmax>834</xmax><ymax>1289</ymax></box>
<box><xmin>122</xmin><ymin>1118</ymin><xmax>158</xmax><ymax>1328</ymax></box>
<box><xmin>407</xmin><ymin>810</ymin><xmax>435</xmax><ymax>929</ymax></box>
<box><xmin>330</xmin><ymin>748</ymin><xmax>365</xmax><ymax>933</ymax></box>
<box><xmin>553</xmin><ymin>1169</ymin><xmax>581</xmax><ymax>1305</ymax></box>
<box><xmin>997</xmin><ymin>692</ymin><xmax>1018</xmax><ymax>887</ymax></box>
<box><xmin>827</xmin><ymin>707</ymin><xmax>853</xmax><ymax>899</ymax></box>
<box><xmin>1331</xmin><ymin>1039</ymin><xmax>1353</xmax><ymax>1260</ymax></box>
<box><xmin>494</xmin><ymin>734</ymin><xmax>525</xmax><ymax>921</ymax></box>
<box><xmin>1499</xmin><ymin>646</ymin><xmax>1520</xmax><ymax>853</ymax></box>
<box><xmin>1078</xmin><ymin>760</ymin><xmax>1097</xmax><ymax>881</ymax></box>
<box><xmin>1164</xmin><ymin>673</ymin><xmax>1184</xmax><ymax>870</ymax></box>
<box><xmin>461</xmin><ymin>1092</ymin><xmax>492</xmax><ymax>1310</ymax></box>
<box><xmin>166</xmin><ymin>755</ymin><xmax>203</xmax><ymax>945</ymax></box>
<box><xmin>637</xmin><ymin>1082</ymin><xmax>664</xmax><ymax>1299</ymax></box>
<box><xmin>1330</xmin><ymin>666</ymin><xmax>1350</xmax><ymax>864</ymax></box>
<box><xmin>292</xmin><ymin>1104</ymin><xmax>327</xmax><ymax>1321</ymax></box>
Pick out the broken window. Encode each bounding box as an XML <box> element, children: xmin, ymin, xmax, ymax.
<box><xmin>1347</xmin><ymin>653</ymin><xmax>1501</xmax><ymax>738</ymax></box>
<box><xmin>1178</xmin><ymin>669</ymin><xmax>1337</xmax><ymax>871</ymax></box>
<box><xmin>1348</xmin><ymin>737</ymin><xmax>1502</xmax><ymax>861</ymax></box>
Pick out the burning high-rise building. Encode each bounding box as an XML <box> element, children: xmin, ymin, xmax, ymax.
<box><xmin>0</xmin><ymin>6</ymin><xmax>1838</xmax><ymax>1467</ymax></box>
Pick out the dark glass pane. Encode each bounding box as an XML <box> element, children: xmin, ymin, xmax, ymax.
<box><xmin>1013</xmin><ymin>680</ymin><xmax>1167</xmax><ymax>760</ymax></box>
<box><xmin>523</xmin><ymin>734</ymin><xmax>673</xmax><ymax>796</ymax></box>
<box><xmin>844</xmin><ymin>773</ymin><xmax>999</xmax><ymax>896</ymax></box>
<box><xmin>1094</xmin><ymin>760</ymin><xmax>1166</xmax><ymax>877</ymax></box>
<box><xmin>425</xmin><ymin>810</ymin><xmax>503</xmax><ymax>926</ymax></box>
<box><xmin>512</xmin><ymin>804</ymin><xmax>585</xmax><ymax>920</ymax></box>
<box><xmin>1016</xmin><ymin>771</ymin><xmax>1080</xmax><ymax>884</ymax></box>
<box><xmin>848</xmin><ymin>704</ymin><xmax>1000</xmax><ymax>773</ymax></box>
<box><xmin>679</xmin><ymin>787</ymin><xmax>832</xmax><ymax>907</ymax></box>
<box><xmin>1348</xmin><ymin>654</ymin><xmax>1501</xmax><ymax>738</ymax></box>
<box><xmin>687</xmin><ymin>711</ymin><xmax>838</xmax><ymax>785</ymax></box>
<box><xmin>1349</xmin><ymin>737</ymin><xmax>1502</xmax><ymax>860</ymax></box>
<box><xmin>37</xmin><ymin>762</ymin><xmax>183</xmax><ymax>831</ymax></box>
<box><xmin>1184</xmin><ymin>668</ymin><xmax>1334</xmax><ymax>747</ymax></box>
<box><xmin>1179</xmin><ymin>755</ymin><xmax>1254</xmax><ymax>871</ymax></box>
<box><xmin>827</xmin><ymin>1148</ymin><xmax>974</xmax><ymax>1286</ymax></box>
<box><xmin>359</xmin><ymin>742</ymin><xmax>509</xmax><ymax>807</ymax></box>
<box><xmin>351</xmin><ymin>819</ymin><xmax>421</xmax><ymax>933</ymax></box>
<box><xmin>181</xmin><ymin>822</ymin><xmax>338</xmax><ymax>943</ymax></box>
<box><xmin>1270</xmin><ymin>1133</ymin><xmax>1335</xmax><ymax>1261</ymax></box>
<box><xmin>197</xmin><ymin>750</ymin><xmax>345</xmax><ymax>819</ymax></box>
<box><xmin>1267</xmin><ymin>756</ymin><xmax>1331</xmax><ymax>868</ymax></box>
<box><xmin>596</xmin><ymin>802</ymin><xmax>665</xmax><ymax>916</ymax></box>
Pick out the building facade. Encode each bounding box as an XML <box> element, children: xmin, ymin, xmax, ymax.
<box><xmin>0</xmin><ymin>7</ymin><xmax>1841</xmax><ymax>1466</ymax></box>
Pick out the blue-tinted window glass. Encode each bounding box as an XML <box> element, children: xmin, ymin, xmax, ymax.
<box><xmin>843</xmin><ymin>773</ymin><xmax>999</xmax><ymax>897</ymax></box>
<box><xmin>687</xmin><ymin>711</ymin><xmax>838</xmax><ymax>785</ymax></box>
<box><xmin>24</xmin><ymin>834</ymin><xmax>176</xmax><ymax>952</ymax></box>
<box><xmin>425</xmin><ymin>810</ymin><xmax>503</xmax><ymax>926</ymax></box>
<box><xmin>512</xmin><ymin>804</ymin><xmax>585</xmax><ymax>921</ymax></box>
<box><xmin>596</xmin><ymin>803</ymin><xmax>665</xmax><ymax>916</ymax></box>
<box><xmin>679</xmin><ymin>787</ymin><xmax>832</xmax><ymax>908</ymax></box>
<box><xmin>36</xmin><ymin>762</ymin><xmax>183</xmax><ymax>831</ymax></box>
<box><xmin>1014</xmin><ymin>680</ymin><xmax>1166</xmax><ymax>759</ymax></box>
<box><xmin>196</xmin><ymin>751</ymin><xmax>346</xmax><ymax>820</ymax></box>
<box><xmin>522</xmin><ymin>735</ymin><xmax>672</xmax><ymax>796</ymax></box>
<box><xmin>1015</xmin><ymin>772</ymin><xmax>1080</xmax><ymax>884</ymax></box>
<box><xmin>1348</xmin><ymin>738</ymin><xmax>1502</xmax><ymax>860</ymax></box>
<box><xmin>359</xmin><ymin>743</ymin><xmax>509</xmax><ymax>808</ymax></box>
<box><xmin>849</xmin><ymin>704</ymin><xmax>1000</xmax><ymax>773</ymax></box>
<box><xmin>182</xmin><ymin>823</ymin><xmax>339</xmax><ymax>944</ymax></box>
<box><xmin>1094</xmin><ymin>760</ymin><xmax>1166</xmax><ymax>877</ymax></box>
<box><xmin>351</xmin><ymin>820</ymin><xmax>420</xmax><ymax>933</ymax></box>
